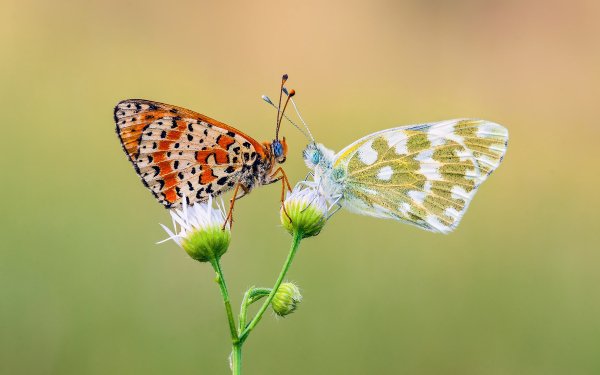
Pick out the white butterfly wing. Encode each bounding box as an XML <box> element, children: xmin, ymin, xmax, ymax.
<box><xmin>332</xmin><ymin>119</ymin><xmax>508</xmax><ymax>233</ymax></box>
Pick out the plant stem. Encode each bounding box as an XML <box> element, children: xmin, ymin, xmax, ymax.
<box><xmin>240</xmin><ymin>230</ymin><xmax>303</xmax><ymax>342</ymax></box>
<box><xmin>239</xmin><ymin>288</ymin><xmax>271</xmax><ymax>334</ymax></box>
<box><xmin>232</xmin><ymin>342</ymin><xmax>242</xmax><ymax>375</ymax></box>
<box><xmin>210</xmin><ymin>259</ymin><xmax>238</xmax><ymax>344</ymax></box>
<box><xmin>239</xmin><ymin>290</ymin><xmax>252</xmax><ymax>336</ymax></box>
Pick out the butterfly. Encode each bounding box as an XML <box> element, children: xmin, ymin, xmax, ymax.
<box><xmin>114</xmin><ymin>76</ymin><xmax>296</xmax><ymax>224</ymax></box>
<box><xmin>302</xmin><ymin>119</ymin><xmax>509</xmax><ymax>234</ymax></box>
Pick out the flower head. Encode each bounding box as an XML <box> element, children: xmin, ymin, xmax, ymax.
<box><xmin>271</xmin><ymin>282</ymin><xmax>302</xmax><ymax>317</ymax></box>
<box><xmin>280</xmin><ymin>185</ymin><xmax>328</xmax><ymax>238</ymax></box>
<box><xmin>159</xmin><ymin>196</ymin><xmax>231</xmax><ymax>263</ymax></box>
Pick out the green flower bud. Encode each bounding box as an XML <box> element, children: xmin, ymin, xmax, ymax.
<box><xmin>271</xmin><ymin>282</ymin><xmax>302</xmax><ymax>317</ymax></box>
<box><xmin>159</xmin><ymin>197</ymin><xmax>231</xmax><ymax>263</ymax></box>
<box><xmin>280</xmin><ymin>186</ymin><xmax>328</xmax><ymax>238</ymax></box>
<box><xmin>181</xmin><ymin>225</ymin><xmax>231</xmax><ymax>262</ymax></box>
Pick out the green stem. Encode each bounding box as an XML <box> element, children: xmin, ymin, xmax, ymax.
<box><xmin>239</xmin><ymin>290</ymin><xmax>252</xmax><ymax>336</ymax></box>
<box><xmin>240</xmin><ymin>230</ymin><xmax>303</xmax><ymax>342</ymax></box>
<box><xmin>210</xmin><ymin>258</ymin><xmax>238</xmax><ymax>344</ymax></box>
<box><xmin>238</xmin><ymin>289</ymin><xmax>251</xmax><ymax>336</ymax></box>
<box><xmin>239</xmin><ymin>288</ymin><xmax>271</xmax><ymax>334</ymax></box>
<box><xmin>232</xmin><ymin>343</ymin><xmax>242</xmax><ymax>375</ymax></box>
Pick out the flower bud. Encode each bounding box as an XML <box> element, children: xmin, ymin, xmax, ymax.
<box><xmin>159</xmin><ymin>197</ymin><xmax>231</xmax><ymax>263</ymax></box>
<box><xmin>271</xmin><ymin>282</ymin><xmax>302</xmax><ymax>317</ymax></box>
<box><xmin>181</xmin><ymin>225</ymin><xmax>231</xmax><ymax>262</ymax></box>
<box><xmin>280</xmin><ymin>186</ymin><xmax>328</xmax><ymax>238</ymax></box>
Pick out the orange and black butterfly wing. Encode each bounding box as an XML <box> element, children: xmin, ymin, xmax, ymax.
<box><xmin>115</xmin><ymin>99</ymin><xmax>266</xmax><ymax>208</ymax></box>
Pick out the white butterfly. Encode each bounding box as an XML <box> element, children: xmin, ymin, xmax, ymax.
<box><xmin>301</xmin><ymin>119</ymin><xmax>509</xmax><ymax>234</ymax></box>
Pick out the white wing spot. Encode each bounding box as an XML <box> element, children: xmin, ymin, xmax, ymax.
<box><xmin>451</xmin><ymin>185</ymin><xmax>472</xmax><ymax>201</ymax></box>
<box><xmin>423</xmin><ymin>180</ymin><xmax>432</xmax><ymax>193</ymax></box>
<box><xmin>415</xmin><ymin>149</ymin><xmax>443</xmax><ymax>180</ymax></box>
<box><xmin>408</xmin><ymin>190</ymin><xmax>427</xmax><ymax>205</ymax></box>
<box><xmin>478</xmin><ymin>154</ymin><xmax>500</xmax><ymax>169</ymax></box>
<box><xmin>444</xmin><ymin>207</ymin><xmax>462</xmax><ymax>220</ymax></box>
<box><xmin>399</xmin><ymin>202</ymin><xmax>411</xmax><ymax>216</ymax></box>
<box><xmin>358</xmin><ymin>140</ymin><xmax>378</xmax><ymax>165</ymax></box>
<box><xmin>418</xmin><ymin>163</ymin><xmax>442</xmax><ymax>180</ymax></box>
<box><xmin>456</xmin><ymin>148</ymin><xmax>474</xmax><ymax>161</ymax></box>
<box><xmin>385</xmin><ymin>131</ymin><xmax>408</xmax><ymax>155</ymax></box>
<box><xmin>414</xmin><ymin>149</ymin><xmax>434</xmax><ymax>162</ymax></box>
<box><xmin>427</xmin><ymin>120</ymin><xmax>455</xmax><ymax>147</ymax></box>
<box><xmin>456</xmin><ymin>148</ymin><xmax>482</xmax><ymax>178</ymax></box>
<box><xmin>408</xmin><ymin>181</ymin><xmax>431</xmax><ymax>205</ymax></box>
<box><xmin>377</xmin><ymin>166</ymin><xmax>393</xmax><ymax>181</ymax></box>
<box><xmin>358</xmin><ymin>186</ymin><xmax>379</xmax><ymax>196</ymax></box>
<box><xmin>477</xmin><ymin>121</ymin><xmax>508</xmax><ymax>138</ymax></box>
<box><xmin>429</xmin><ymin>120</ymin><xmax>465</xmax><ymax>145</ymax></box>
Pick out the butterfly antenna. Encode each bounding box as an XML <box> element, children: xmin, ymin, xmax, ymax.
<box><xmin>275</xmin><ymin>74</ymin><xmax>288</xmax><ymax>139</ymax></box>
<box><xmin>283</xmin><ymin>88</ymin><xmax>315</xmax><ymax>142</ymax></box>
<box><xmin>276</xmin><ymin>88</ymin><xmax>294</xmax><ymax>140</ymax></box>
<box><xmin>262</xmin><ymin>95</ymin><xmax>312</xmax><ymax>140</ymax></box>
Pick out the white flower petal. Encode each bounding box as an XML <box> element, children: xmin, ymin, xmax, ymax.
<box><xmin>158</xmin><ymin>197</ymin><xmax>230</xmax><ymax>247</ymax></box>
<box><xmin>284</xmin><ymin>184</ymin><xmax>328</xmax><ymax>217</ymax></box>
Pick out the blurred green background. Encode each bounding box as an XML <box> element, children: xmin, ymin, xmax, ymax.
<box><xmin>1</xmin><ymin>0</ymin><xmax>599</xmax><ymax>374</ymax></box>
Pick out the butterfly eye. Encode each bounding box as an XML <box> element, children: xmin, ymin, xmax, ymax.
<box><xmin>272</xmin><ymin>140</ymin><xmax>284</xmax><ymax>158</ymax></box>
<box><xmin>311</xmin><ymin>152</ymin><xmax>320</xmax><ymax>165</ymax></box>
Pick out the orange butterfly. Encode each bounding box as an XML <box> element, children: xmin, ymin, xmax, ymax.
<box><xmin>114</xmin><ymin>75</ymin><xmax>295</xmax><ymax>225</ymax></box>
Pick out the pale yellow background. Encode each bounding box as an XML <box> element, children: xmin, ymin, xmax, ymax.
<box><xmin>1</xmin><ymin>0</ymin><xmax>599</xmax><ymax>374</ymax></box>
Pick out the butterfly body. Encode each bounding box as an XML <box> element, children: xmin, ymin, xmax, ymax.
<box><xmin>303</xmin><ymin>119</ymin><xmax>509</xmax><ymax>234</ymax></box>
<box><xmin>115</xmin><ymin>99</ymin><xmax>288</xmax><ymax>209</ymax></box>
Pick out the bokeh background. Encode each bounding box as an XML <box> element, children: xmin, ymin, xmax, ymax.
<box><xmin>2</xmin><ymin>0</ymin><xmax>599</xmax><ymax>374</ymax></box>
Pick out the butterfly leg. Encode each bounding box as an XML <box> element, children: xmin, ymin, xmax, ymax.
<box><xmin>300</xmin><ymin>178</ymin><xmax>323</xmax><ymax>213</ymax></box>
<box><xmin>223</xmin><ymin>182</ymin><xmax>249</xmax><ymax>230</ymax></box>
<box><xmin>270</xmin><ymin>167</ymin><xmax>292</xmax><ymax>192</ymax></box>
<box><xmin>295</xmin><ymin>171</ymin><xmax>315</xmax><ymax>188</ymax></box>
<box><xmin>269</xmin><ymin>167</ymin><xmax>293</xmax><ymax>222</ymax></box>
<box><xmin>327</xmin><ymin>195</ymin><xmax>343</xmax><ymax>219</ymax></box>
<box><xmin>296</xmin><ymin>180</ymin><xmax>316</xmax><ymax>188</ymax></box>
<box><xmin>327</xmin><ymin>203</ymin><xmax>343</xmax><ymax>220</ymax></box>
